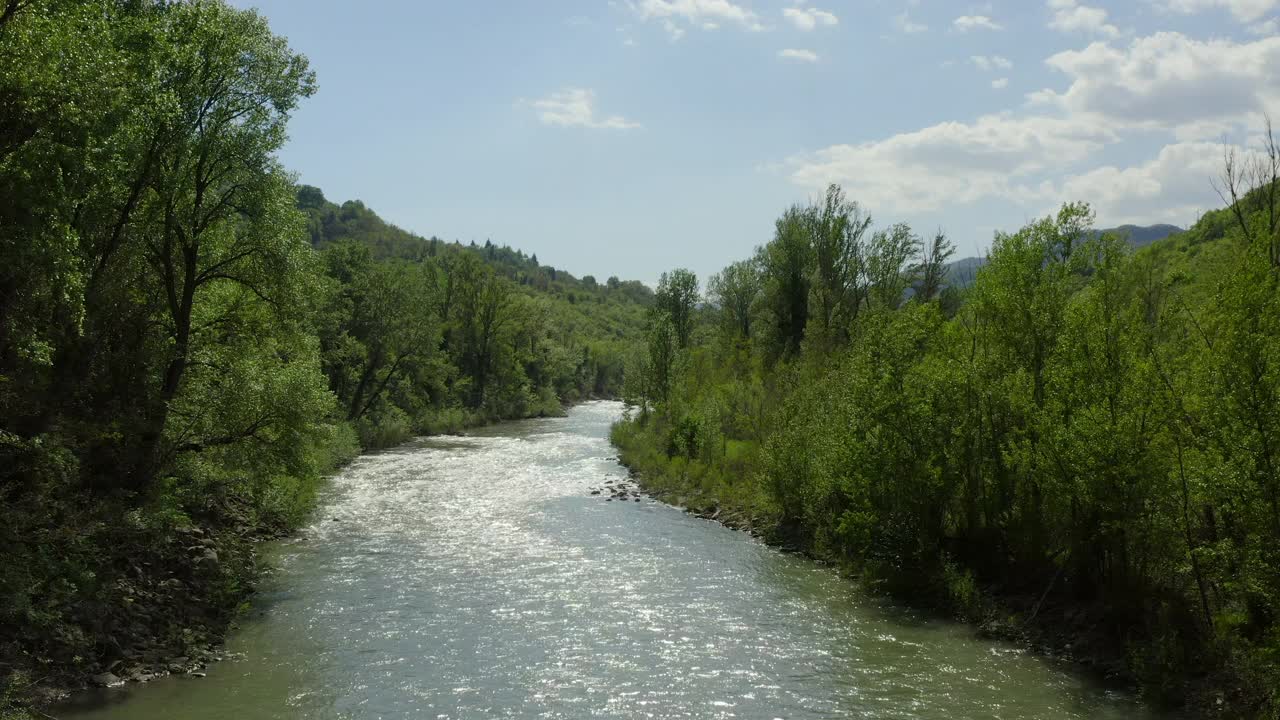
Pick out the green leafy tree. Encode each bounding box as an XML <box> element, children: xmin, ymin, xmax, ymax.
<box><xmin>758</xmin><ymin>206</ymin><xmax>812</xmax><ymax>358</ymax></box>
<box><xmin>655</xmin><ymin>268</ymin><xmax>698</xmax><ymax>349</ymax></box>
<box><xmin>807</xmin><ymin>184</ymin><xmax>872</xmax><ymax>347</ymax></box>
<box><xmin>707</xmin><ymin>259</ymin><xmax>760</xmax><ymax>341</ymax></box>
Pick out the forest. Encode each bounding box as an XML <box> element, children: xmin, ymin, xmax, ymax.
<box><xmin>4</xmin><ymin>0</ymin><xmax>1280</xmax><ymax>718</ymax></box>
<box><xmin>0</xmin><ymin>0</ymin><xmax>647</xmax><ymax>708</ymax></box>
<box><xmin>613</xmin><ymin>164</ymin><xmax>1280</xmax><ymax>716</ymax></box>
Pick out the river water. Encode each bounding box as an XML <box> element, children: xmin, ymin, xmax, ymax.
<box><xmin>58</xmin><ymin>401</ymin><xmax>1159</xmax><ymax>719</ymax></box>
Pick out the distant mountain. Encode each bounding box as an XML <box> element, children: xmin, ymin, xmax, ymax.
<box><xmin>1102</xmin><ymin>223</ymin><xmax>1185</xmax><ymax>249</ymax></box>
<box><xmin>944</xmin><ymin>223</ymin><xmax>1184</xmax><ymax>288</ymax></box>
<box><xmin>942</xmin><ymin>255</ymin><xmax>988</xmax><ymax>289</ymax></box>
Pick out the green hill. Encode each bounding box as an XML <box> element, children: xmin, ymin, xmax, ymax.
<box><xmin>295</xmin><ymin>186</ymin><xmax>653</xmax><ymax>305</ymax></box>
<box><xmin>295</xmin><ymin>185</ymin><xmax>652</xmax><ymax>348</ymax></box>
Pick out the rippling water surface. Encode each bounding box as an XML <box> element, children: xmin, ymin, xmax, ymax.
<box><xmin>59</xmin><ymin>401</ymin><xmax>1159</xmax><ymax>719</ymax></box>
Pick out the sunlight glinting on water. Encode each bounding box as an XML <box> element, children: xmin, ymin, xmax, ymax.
<box><xmin>58</xmin><ymin>401</ymin><xmax>1157</xmax><ymax>720</ymax></box>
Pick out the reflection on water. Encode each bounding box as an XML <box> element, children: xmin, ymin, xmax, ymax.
<box><xmin>57</xmin><ymin>401</ymin><xmax>1159</xmax><ymax>719</ymax></box>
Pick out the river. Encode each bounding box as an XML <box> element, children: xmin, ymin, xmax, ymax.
<box><xmin>57</xmin><ymin>401</ymin><xmax>1159</xmax><ymax>719</ymax></box>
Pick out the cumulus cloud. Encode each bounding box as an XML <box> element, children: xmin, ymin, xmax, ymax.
<box><xmin>953</xmin><ymin>15</ymin><xmax>1004</xmax><ymax>31</ymax></box>
<box><xmin>632</xmin><ymin>0</ymin><xmax>765</xmax><ymax>37</ymax></box>
<box><xmin>777</xmin><ymin>19</ymin><xmax>1274</xmax><ymax>228</ymax></box>
<box><xmin>783</xmin><ymin>6</ymin><xmax>838</xmax><ymax>30</ymax></box>
<box><xmin>788</xmin><ymin>113</ymin><xmax>1114</xmax><ymax>212</ymax></box>
<box><xmin>1045</xmin><ymin>142</ymin><xmax>1243</xmax><ymax>225</ymax></box>
<box><xmin>526</xmin><ymin>88</ymin><xmax>641</xmax><ymax>130</ymax></box>
<box><xmin>1151</xmin><ymin>0</ymin><xmax>1279</xmax><ymax>22</ymax></box>
<box><xmin>778</xmin><ymin>48</ymin><xmax>820</xmax><ymax>62</ymax></box>
<box><xmin>1047</xmin><ymin>0</ymin><xmax>1120</xmax><ymax>37</ymax></box>
<box><xmin>1034</xmin><ymin>32</ymin><xmax>1280</xmax><ymax>136</ymax></box>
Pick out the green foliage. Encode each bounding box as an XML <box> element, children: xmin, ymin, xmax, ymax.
<box><xmin>654</xmin><ymin>268</ymin><xmax>699</xmax><ymax>349</ymax></box>
<box><xmin>707</xmin><ymin>259</ymin><xmax>760</xmax><ymax>342</ymax></box>
<box><xmin>615</xmin><ymin>177</ymin><xmax>1280</xmax><ymax>715</ymax></box>
<box><xmin>302</xmin><ymin>188</ymin><xmax>647</xmax><ymax>441</ymax></box>
<box><xmin>0</xmin><ymin>0</ymin><xmax>648</xmax><ymax>703</ymax></box>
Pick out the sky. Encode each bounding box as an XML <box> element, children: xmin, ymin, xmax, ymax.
<box><xmin>230</xmin><ymin>0</ymin><xmax>1280</xmax><ymax>286</ymax></box>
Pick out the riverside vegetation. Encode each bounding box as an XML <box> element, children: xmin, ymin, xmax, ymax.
<box><xmin>3</xmin><ymin>1</ymin><xmax>1280</xmax><ymax>719</ymax></box>
<box><xmin>612</xmin><ymin>168</ymin><xmax>1280</xmax><ymax>717</ymax></box>
<box><xmin>0</xmin><ymin>0</ymin><xmax>647</xmax><ymax>711</ymax></box>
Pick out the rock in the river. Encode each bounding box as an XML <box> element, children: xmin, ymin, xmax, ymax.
<box><xmin>92</xmin><ymin>672</ymin><xmax>123</xmax><ymax>687</ymax></box>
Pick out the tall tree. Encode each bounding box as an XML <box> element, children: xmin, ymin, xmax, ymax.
<box><xmin>126</xmin><ymin>2</ymin><xmax>316</xmax><ymax>487</ymax></box>
<box><xmin>707</xmin><ymin>259</ymin><xmax>760</xmax><ymax>341</ymax></box>
<box><xmin>759</xmin><ymin>207</ymin><xmax>812</xmax><ymax>358</ymax></box>
<box><xmin>655</xmin><ymin>268</ymin><xmax>699</xmax><ymax>349</ymax></box>
<box><xmin>807</xmin><ymin>184</ymin><xmax>872</xmax><ymax>346</ymax></box>
<box><xmin>914</xmin><ymin>230</ymin><xmax>955</xmax><ymax>304</ymax></box>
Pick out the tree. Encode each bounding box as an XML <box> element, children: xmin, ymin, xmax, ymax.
<box><xmin>124</xmin><ymin>2</ymin><xmax>316</xmax><ymax>487</ymax></box>
<box><xmin>914</xmin><ymin>230</ymin><xmax>954</xmax><ymax>304</ymax></box>
<box><xmin>807</xmin><ymin>184</ymin><xmax>872</xmax><ymax>346</ymax></box>
<box><xmin>655</xmin><ymin>268</ymin><xmax>698</xmax><ymax>348</ymax></box>
<box><xmin>324</xmin><ymin>256</ymin><xmax>438</xmax><ymax>422</ymax></box>
<box><xmin>1214</xmin><ymin>116</ymin><xmax>1279</xmax><ymax>268</ymax></box>
<box><xmin>644</xmin><ymin>313</ymin><xmax>678</xmax><ymax>408</ymax></box>
<box><xmin>967</xmin><ymin>202</ymin><xmax>1094</xmax><ymax>562</ymax></box>
<box><xmin>708</xmin><ymin>259</ymin><xmax>761</xmax><ymax>341</ymax></box>
<box><xmin>759</xmin><ymin>206</ymin><xmax>812</xmax><ymax>358</ymax></box>
<box><xmin>867</xmin><ymin>223</ymin><xmax>921</xmax><ymax>311</ymax></box>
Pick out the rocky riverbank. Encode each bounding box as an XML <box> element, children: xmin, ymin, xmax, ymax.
<box><xmin>3</xmin><ymin>522</ymin><xmax>270</xmax><ymax>715</ymax></box>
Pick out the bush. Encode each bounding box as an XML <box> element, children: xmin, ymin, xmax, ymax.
<box><xmin>357</xmin><ymin>405</ymin><xmax>413</xmax><ymax>449</ymax></box>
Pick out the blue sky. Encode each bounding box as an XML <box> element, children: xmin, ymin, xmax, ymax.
<box><xmin>231</xmin><ymin>0</ymin><xmax>1280</xmax><ymax>286</ymax></box>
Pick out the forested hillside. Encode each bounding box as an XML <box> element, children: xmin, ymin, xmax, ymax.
<box><xmin>293</xmin><ymin>185</ymin><xmax>649</xmax><ymax>446</ymax></box>
<box><xmin>613</xmin><ymin>159</ymin><xmax>1280</xmax><ymax>716</ymax></box>
<box><xmin>0</xmin><ymin>0</ymin><xmax>645</xmax><ymax>706</ymax></box>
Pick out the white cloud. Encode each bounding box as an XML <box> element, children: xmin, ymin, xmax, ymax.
<box><xmin>1046</xmin><ymin>142</ymin><xmax>1241</xmax><ymax>225</ymax></box>
<box><xmin>1035</xmin><ymin>32</ymin><xmax>1280</xmax><ymax>136</ymax></box>
<box><xmin>1151</xmin><ymin>0</ymin><xmax>1279</xmax><ymax>22</ymax></box>
<box><xmin>526</xmin><ymin>88</ymin><xmax>641</xmax><ymax>130</ymax></box>
<box><xmin>632</xmin><ymin>0</ymin><xmax>765</xmax><ymax>37</ymax></box>
<box><xmin>1047</xmin><ymin>0</ymin><xmax>1120</xmax><ymax>37</ymax></box>
<box><xmin>893</xmin><ymin>11</ymin><xmax>929</xmax><ymax>33</ymax></box>
<box><xmin>784</xmin><ymin>114</ymin><xmax>1242</xmax><ymax>227</ymax></box>
<box><xmin>772</xmin><ymin>18</ymin><xmax>1276</xmax><ymax>228</ymax></box>
<box><xmin>778</xmin><ymin>48</ymin><xmax>820</xmax><ymax>62</ymax></box>
<box><xmin>953</xmin><ymin>15</ymin><xmax>1005</xmax><ymax>31</ymax></box>
<box><xmin>783</xmin><ymin>6</ymin><xmax>838</xmax><ymax>31</ymax></box>
<box><xmin>788</xmin><ymin>113</ymin><xmax>1114</xmax><ymax>212</ymax></box>
<box><xmin>971</xmin><ymin>55</ymin><xmax>1014</xmax><ymax>70</ymax></box>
